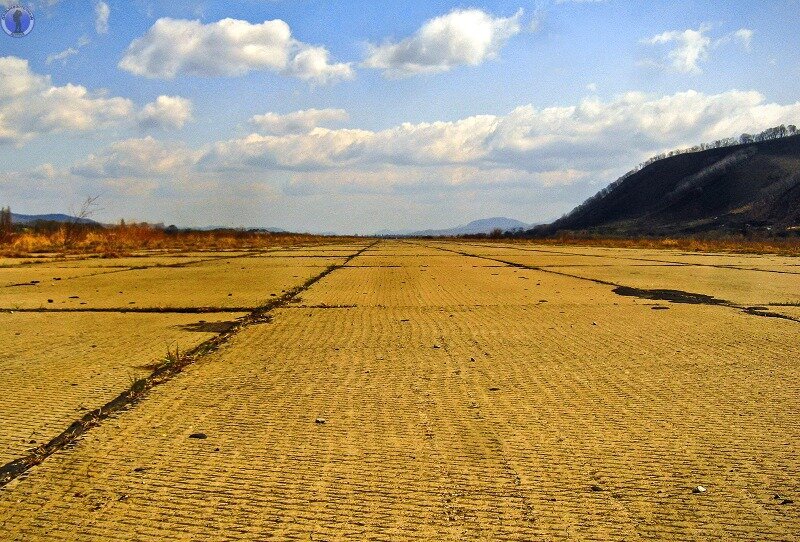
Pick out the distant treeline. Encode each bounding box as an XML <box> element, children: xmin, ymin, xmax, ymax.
<box><xmin>634</xmin><ymin>124</ymin><xmax>797</xmax><ymax>173</ymax></box>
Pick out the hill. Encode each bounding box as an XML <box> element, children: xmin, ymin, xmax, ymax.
<box><xmin>11</xmin><ymin>213</ymin><xmax>100</xmax><ymax>225</ymax></box>
<box><xmin>536</xmin><ymin>133</ymin><xmax>800</xmax><ymax>236</ymax></box>
<box><xmin>384</xmin><ymin>217</ymin><xmax>532</xmax><ymax>237</ymax></box>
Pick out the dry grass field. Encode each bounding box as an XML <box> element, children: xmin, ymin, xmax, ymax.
<box><xmin>0</xmin><ymin>240</ymin><xmax>798</xmax><ymax>540</ymax></box>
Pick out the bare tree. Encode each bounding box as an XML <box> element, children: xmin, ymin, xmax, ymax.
<box><xmin>63</xmin><ymin>196</ymin><xmax>101</xmax><ymax>249</ymax></box>
<box><xmin>0</xmin><ymin>207</ymin><xmax>12</xmax><ymax>243</ymax></box>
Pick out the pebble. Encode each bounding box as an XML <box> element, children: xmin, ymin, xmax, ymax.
<box><xmin>315</xmin><ymin>418</ymin><xmax>326</xmax><ymax>424</ymax></box>
<box><xmin>693</xmin><ymin>485</ymin><xmax>707</xmax><ymax>494</ymax></box>
<box><xmin>188</xmin><ymin>433</ymin><xmax>207</xmax><ymax>439</ymax></box>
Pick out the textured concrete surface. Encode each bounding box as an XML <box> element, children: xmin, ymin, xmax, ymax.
<box><xmin>0</xmin><ymin>240</ymin><xmax>797</xmax><ymax>540</ymax></box>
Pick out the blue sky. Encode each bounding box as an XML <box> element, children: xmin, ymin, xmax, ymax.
<box><xmin>1</xmin><ymin>0</ymin><xmax>799</xmax><ymax>233</ymax></box>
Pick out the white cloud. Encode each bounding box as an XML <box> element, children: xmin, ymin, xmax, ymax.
<box><xmin>250</xmin><ymin>108</ymin><xmax>348</xmax><ymax>135</ymax></box>
<box><xmin>45</xmin><ymin>35</ymin><xmax>91</xmax><ymax>66</ymax></box>
<box><xmin>643</xmin><ymin>25</ymin><xmax>712</xmax><ymax>74</ymax></box>
<box><xmin>288</xmin><ymin>46</ymin><xmax>356</xmax><ymax>84</ymax></box>
<box><xmin>119</xmin><ymin>17</ymin><xmax>354</xmax><ymax>84</ymax></box>
<box><xmin>0</xmin><ymin>56</ymin><xmax>195</xmax><ymax>145</ymax></box>
<box><xmin>363</xmin><ymin>8</ymin><xmax>523</xmax><ymax>77</ymax></box>
<box><xmin>529</xmin><ymin>5</ymin><xmax>545</xmax><ymax>32</ymax></box>
<box><xmin>32</xmin><ymin>163</ymin><xmax>59</xmax><ymax>180</ymax></box>
<box><xmin>733</xmin><ymin>28</ymin><xmax>754</xmax><ymax>50</ymax></box>
<box><xmin>95</xmin><ymin>1</ymin><xmax>110</xmax><ymax>34</ymax></box>
<box><xmin>0</xmin><ymin>56</ymin><xmax>134</xmax><ymax>145</ymax></box>
<box><xmin>72</xmin><ymin>137</ymin><xmax>198</xmax><ymax>179</ymax></box>
<box><xmin>642</xmin><ymin>25</ymin><xmax>754</xmax><ymax>74</ymax></box>
<box><xmin>46</xmin><ymin>47</ymin><xmax>80</xmax><ymax>66</ymax></box>
<box><xmin>9</xmin><ymin>89</ymin><xmax>800</xmax><ymax>231</ymax></box>
<box><xmin>138</xmin><ymin>95</ymin><xmax>193</xmax><ymax>130</ymax></box>
<box><xmin>201</xmin><ymin>90</ymin><xmax>800</xmax><ymax>175</ymax></box>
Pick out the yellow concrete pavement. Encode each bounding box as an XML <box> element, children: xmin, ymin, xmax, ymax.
<box><xmin>0</xmin><ymin>240</ymin><xmax>797</xmax><ymax>540</ymax></box>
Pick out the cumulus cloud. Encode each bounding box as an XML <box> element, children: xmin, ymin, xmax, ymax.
<box><xmin>201</xmin><ymin>90</ymin><xmax>800</xmax><ymax>175</ymax></box>
<box><xmin>0</xmin><ymin>56</ymin><xmax>134</xmax><ymax>145</ymax></box>
<box><xmin>17</xmin><ymin>89</ymin><xmax>797</xmax><ymax>226</ymax></box>
<box><xmin>138</xmin><ymin>95</ymin><xmax>193</xmax><ymax>130</ymax></box>
<box><xmin>642</xmin><ymin>25</ymin><xmax>754</xmax><ymax>74</ymax></box>
<box><xmin>288</xmin><ymin>47</ymin><xmax>355</xmax><ymax>84</ymax></box>
<box><xmin>72</xmin><ymin>137</ymin><xmax>198</xmax><ymax>179</ymax></box>
<box><xmin>11</xmin><ymin>89</ymin><xmax>800</xmax><ymax>231</ymax></box>
<box><xmin>15</xmin><ymin>87</ymin><xmax>800</xmax><ymax>184</ymax></box>
<box><xmin>95</xmin><ymin>1</ymin><xmax>110</xmax><ymax>34</ymax></box>
<box><xmin>0</xmin><ymin>56</ymin><xmax>194</xmax><ymax>145</ymax></box>
<box><xmin>119</xmin><ymin>17</ymin><xmax>354</xmax><ymax>83</ymax></box>
<box><xmin>363</xmin><ymin>8</ymin><xmax>523</xmax><ymax>77</ymax></box>
<box><xmin>250</xmin><ymin>108</ymin><xmax>348</xmax><ymax>135</ymax></box>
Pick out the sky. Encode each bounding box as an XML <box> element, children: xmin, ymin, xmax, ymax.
<box><xmin>1</xmin><ymin>0</ymin><xmax>799</xmax><ymax>234</ymax></box>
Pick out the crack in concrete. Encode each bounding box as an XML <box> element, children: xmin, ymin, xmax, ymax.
<box><xmin>1</xmin><ymin>307</ymin><xmax>256</xmax><ymax>314</ymax></box>
<box><xmin>0</xmin><ymin>242</ymin><xmax>376</xmax><ymax>488</ymax></box>
<box><xmin>421</xmin><ymin>242</ymin><xmax>800</xmax><ymax>325</ymax></box>
<box><xmin>460</xmin><ymin>241</ymin><xmax>800</xmax><ymax>276</ymax></box>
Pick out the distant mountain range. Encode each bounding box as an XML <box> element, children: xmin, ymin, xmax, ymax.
<box><xmin>535</xmin><ymin>133</ymin><xmax>800</xmax><ymax>236</ymax></box>
<box><xmin>10</xmin><ymin>213</ymin><xmax>99</xmax><ymax>225</ymax></box>
<box><xmin>379</xmin><ymin>217</ymin><xmax>533</xmax><ymax>237</ymax></box>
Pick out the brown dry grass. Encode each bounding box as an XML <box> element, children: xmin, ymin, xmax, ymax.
<box><xmin>1</xmin><ymin>223</ymin><xmax>353</xmax><ymax>257</ymax></box>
